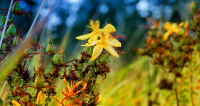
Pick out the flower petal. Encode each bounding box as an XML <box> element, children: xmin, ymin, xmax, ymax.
<box><xmin>12</xmin><ymin>100</ymin><xmax>21</xmax><ymax>106</ymax></box>
<box><xmin>76</xmin><ymin>33</ymin><xmax>93</xmax><ymax>40</ymax></box>
<box><xmin>36</xmin><ymin>91</ymin><xmax>44</xmax><ymax>105</ymax></box>
<box><xmin>107</xmin><ymin>38</ymin><xmax>121</xmax><ymax>47</ymax></box>
<box><xmin>103</xmin><ymin>45</ymin><xmax>119</xmax><ymax>58</ymax></box>
<box><xmin>102</xmin><ymin>24</ymin><xmax>116</xmax><ymax>33</ymax></box>
<box><xmin>91</xmin><ymin>44</ymin><xmax>103</xmax><ymax>60</ymax></box>
<box><xmin>162</xmin><ymin>31</ymin><xmax>171</xmax><ymax>41</ymax></box>
<box><xmin>163</xmin><ymin>22</ymin><xmax>172</xmax><ymax>31</ymax></box>
<box><xmin>81</xmin><ymin>41</ymin><xmax>98</xmax><ymax>47</ymax></box>
<box><xmin>178</xmin><ymin>22</ymin><xmax>184</xmax><ymax>27</ymax></box>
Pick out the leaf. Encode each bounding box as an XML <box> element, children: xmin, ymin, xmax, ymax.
<box><xmin>0</xmin><ymin>98</ymin><xmax>3</xmax><ymax>106</ymax></box>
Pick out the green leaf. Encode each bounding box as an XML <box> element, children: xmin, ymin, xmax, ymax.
<box><xmin>0</xmin><ymin>98</ymin><xmax>3</xmax><ymax>106</ymax></box>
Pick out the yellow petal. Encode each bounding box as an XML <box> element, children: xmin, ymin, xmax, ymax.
<box><xmin>12</xmin><ymin>100</ymin><xmax>21</xmax><ymax>106</ymax></box>
<box><xmin>81</xmin><ymin>41</ymin><xmax>98</xmax><ymax>46</ymax></box>
<box><xmin>163</xmin><ymin>22</ymin><xmax>172</xmax><ymax>30</ymax></box>
<box><xmin>105</xmin><ymin>33</ymin><xmax>110</xmax><ymax>38</ymax></box>
<box><xmin>184</xmin><ymin>20</ymin><xmax>189</xmax><ymax>28</ymax></box>
<box><xmin>36</xmin><ymin>91</ymin><xmax>44</xmax><ymax>105</ymax></box>
<box><xmin>76</xmin><ymin>33</ymin><xmax>93</xmax><ymax>40</ymax></box>
<box><xmin>178</xmin><ymin>22</ymin><xmax>184</xmax><ymax>27</ymax></box>
<box><xmin>102</xmin><ymin>24</ymin><xmax>116</xmax><ymax>33</ymax></box>
<box><xmin>103</xmin><ymin>45</ymin><xmax>119</xmax><ymax>58</ymax></box>
<box><xmin>92</xmin><ymin>34</ymin><xmax>100</xmax><ymax>41</ymax></box>
<box><xmin>107</xmin><ymin>38</ymin><xmax>121</xmax><ymax>47</ymax></box>
<box><xmin>162</xmin><ymin>31</ymin><xmax>171</xmax><ymax>41</ymax></box>
<box><xmin>91</xmin><ymin>44</ymin><xmax>103</xmax><ymax>60</ymax></box>
<box><xmin>89</xmin><ymin>20</ymin><xmax>100</xmax><ymax>31</ymax></box>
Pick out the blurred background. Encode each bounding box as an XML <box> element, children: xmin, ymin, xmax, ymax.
<box><xmin>1</xmin><ymin>0</ymin><xmax>200</xmax><ymax>105</ymax></box>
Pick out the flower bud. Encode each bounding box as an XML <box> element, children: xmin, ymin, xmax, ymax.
<box><xmin>12</xmin><ymin>100</ymin><xmax>21</xmax><ymax>106</ymax></box>
<box><xmin>13</xmin><ymin>36</ymin><xmax>19</xmax><ymax>46</ymax></box>
<box><xmin>52</xmin><ymin>53</ymin><xmax>63</xmax><ymax>65</ymax></box>
<box><xmin>89</xmin><ymin>58</ymin><xmax>95</xmax><ymax>66</ymax></box>
<box><xmin>46</xmin><ymin>44</ymin><xmax>54</xmax><ymax>53</ymax></box>
<box><xmin>1</xmin><ymin>15</ymin><xmax>6</xmax><ymax>24</ymax></box>
<box><xmin>70</xmin><ymin>71</ymin><xmax>78</xmax><ymax>80</ymax></box>
<box><xmin>12</xmin><ymin>2</ymin><xmax>21</xmax><ymax>14</ymax></box>
<box><xmin>99</xmin><ymin>54</ymin><xmax>109</xmax><ymax>64</ymax></box>
<box><xmin>7</xmin><ymin>24</ymin><xmax>16</xmax><ymax>36</ymax></box>
<box><xmin>36</xmin><ymin>91</ymin><xmax>44</xmax><ymax>105</ymax></box>
<box><xmin>21</xmin><ymin>69</ymin><xmax>30</xmax><ymax>80</ymax></box>
<box><xmin>34</xmin><ymin>75</ymin><xmax>44</xmax><ymax>88</ymax></box>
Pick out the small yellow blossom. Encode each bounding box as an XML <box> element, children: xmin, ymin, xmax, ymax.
<box><xmin>162</xmin><ymin>21</ymin><xmax>184</xmax><ymax>41</ymax></box>
<box><xmin>36</xmin><ymin>91</ymin><xmax>44</xmax><ymax>105</ymax></box>
<box><xmin>76</xmin><ymin>20</ymin><xmax>116</xmax><ymax>43</ymax></box>
<box><xmin>82</xmin><ymin>32</ymin><xmax>121</xmax><ymax>60</ymax></box>
<box><xmin>12</xmin><ymin>100</ymin><xmax>21</xmax><ymax>106</ymax></box>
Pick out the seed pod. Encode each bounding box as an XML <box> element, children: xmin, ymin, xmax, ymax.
<box><xmin>70</xmin><ymin>71</ymin><xmax>78</xmax><ymax>80</ymax></box>
<box><xmin>46</xmin><ymin>44</ymin><xmax>54</xmax><ymax>53</ymax></box>
<box><xmin>7</xmin><ymin>24</ymin><xmax>16</xmax><ymax>36</ymax></box>
<box><xmin>34</xmin><ymin>75</ymin><xmax>44</xmax><ymax>88</ymax></box>
<box><xmin>21</xmin><ymin>69</ymin><xmax>30</xmax><ymax>80</ymax></box>
<box><xmin>12</xmin><ymin>2</ymin><xmax>21</xmax><ymax>14</ymax></box>
<box><xmin>1</xmin><ymin>15</ymin><xmax>6</xmax><ymax>24</ymax></box>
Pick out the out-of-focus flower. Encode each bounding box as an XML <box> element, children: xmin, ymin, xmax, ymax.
<box><xmin>184</xmin><ymin>20</ymin><xmax>189</xmax><ymax>37</ymax></box>
<box><xmin>76</xmin><ymin>20</ymin><xmax>116</xmax><ymax>43</ymax></box>
<box><xmin>12</xmin><ymin>100</ymin><xmax>21</xmax><ymax>106</ymax></box>
<box><xmin>190</xmin><ymin>1</ymin><xmax>195</xmax><ymax>11</ymax></box>
<box><xmin>36</xmin><ymin>91</ymin><xmax>44</xmax><ymax>105</ymax></box>
<box><xmin>163</xmin><ymin>22</ymin><xmax>184</xmax><ymax>41</ymax></box>
<box><xmin>82</xmin><ymin>32</ymin><xmax>121</xmax><ymax>60</ymax></box>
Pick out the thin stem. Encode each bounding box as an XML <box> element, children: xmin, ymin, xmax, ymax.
<box><xmin>190</xmin><ymin>66</ymin><xmax>194</xmax><ymax>106</ymax></box>
<box><xmin>174</xmin><ymin>76</ymin><xmax>179</xmax><ymax>106</ymax></box>
<box><xmin>0</xmin><ymin>0</ymin><xmax>14</xmax><ymax>49</ymax></box>
<box><xmin>26</xmin><ymin>0</ymin><xmax>46</xmax><ymax>38</ymax></box>
<box><xmin>0</xmin><ymin>81</ymin><xmax>7</xmax><ymax>98</ymax></box>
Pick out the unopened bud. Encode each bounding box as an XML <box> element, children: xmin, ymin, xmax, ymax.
<box><xmin>46</xmin><ymin>44</ymin><xmax>54</xmax><ymax>53</ymax></box>
<box><xmin>1</xmin><ymin>16</ymin><xmax>6</xmax><ymax>24</ymax></box>
<box><xmin>12</xmin><ymin>2</ymin><xmax>21</xmax><ymax>14</ymax></box>
<box><xmin>7</xmin><ymin>24</ymin><xmax>16</xmax><ymax>36</ymax></box>
<box><xmin>34</xmin><ymin>75</ymin><xmax>44</xmax><ymax>88</ymax></box>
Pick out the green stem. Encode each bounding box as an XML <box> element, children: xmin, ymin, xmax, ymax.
<box><xmin>190</xmin><ymin>66</ymin><xmax>194</xmax><ymax>106</ymax></box>
<box><xmin>174</xmin><ymin>76</ymin><xmax>179</xmax><ymax>106</ymax></box>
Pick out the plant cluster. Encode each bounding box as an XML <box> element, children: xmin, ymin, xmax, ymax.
<box><xmin>136</xmin><ymin>1</ymin><xmax>200</xmax><ymax>106</ymax></box>
<box><xmin>0</xmin><ymin>1</ymin><xmax>124</xmax><ymax>106</ymax></box>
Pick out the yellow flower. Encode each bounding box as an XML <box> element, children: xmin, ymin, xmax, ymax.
<box><xmin>12</xmin><ymin>100</ymin><xmax>21</xmax><ymax>106</ymax></box>
<box><xmin>82</xmin><ymin>32</ymin><xmax>121</xmax><ymax>60</ymax></box>
<box><xmin>76</xmin><ymin>20</ymin><xmax>116</xmax><ymax>43</ymax></box>
<box><xmin>162</xmin><ymin>21</ymin><xmax>184</xmax><ymax>41</ymax></box>
<box><xmin>36</xmin><ymin>91</ymin><xmax>44</xmax><ymax>105</ymax></box>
